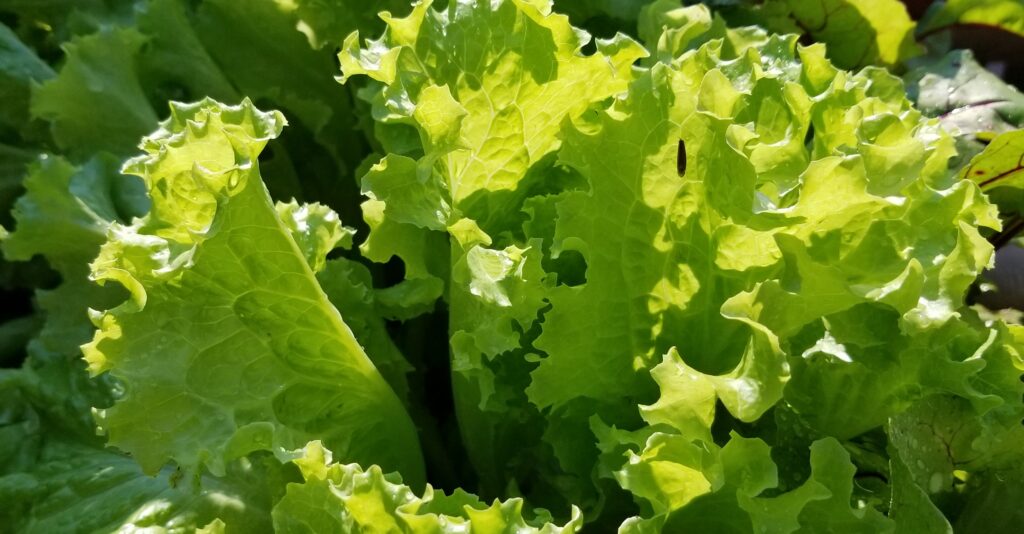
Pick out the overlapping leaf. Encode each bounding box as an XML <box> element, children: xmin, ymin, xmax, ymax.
<box><xmin>906</xmin><ymin>49</ymin><xmax>1024</xmax><ymax>166</ymax></box>
<box><xmin>719</xmin><ymin>0</ymin><xmax>921</xmax><ymax>69</ymax></box>
<box><xmin>341</xmin><ymin>0</ymin><xmax>646</xmax><ymax>502</ymax></box>
<box><xmin>272</xmin><ymin>441</ymin><xmax>582</xmax><ymax>533</ymax></box>
<box><xmin>918</xmin><ymin>0</ymin><xmax>1024</xmax><ymax>40</ymax></box>
<box><xmin>508</xmin><ymin>8</ymin><xmax>1007</xmax><ymax>529</ymax></box>
<box><xmin>1</xmin><ymin>1</ymin><xmax>1023</xmax><ymax>532</ymax></box>
<box><xmin>82</xmin><ymin>99</ymin><xmax>424</xmax><ymax>484</ymax></box>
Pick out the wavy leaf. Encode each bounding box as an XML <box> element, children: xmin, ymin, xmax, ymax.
<box><xmin>82</xmin><ymin>98</ymin><xmax>424</xmax><ymax>485</ymax></box>
<box><xmin>272</xmin><ymin>441</ymin><xmax>582</xmax><ymax>534</ymax></box>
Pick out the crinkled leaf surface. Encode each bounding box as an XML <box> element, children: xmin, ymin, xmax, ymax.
<box><xmin>1</xmin><ymin>440</ymin><xmax>286</xmax><ymax>534</ymax></box>
<box><xmin>604</xmin><ymin>352</ymin><xmax>894</xmax><ymax>533</ymax></box>
<box><xmin>83</xmin><ymin>99</ymin><xmax>424</xmax><ymax>485</ymax></box>
<box><xmin>344</xmin><ymin>4</ymin><xmax>1013</xmax><ymax>528</ymax></box>
<box><xmin>724</xmin><ymin>0</ymin><xmax>920</xmax><ymax>69</ymax></box>
<box><xmin>1</xmin><ymin>154</ymin><xmax>145</xmax><ymax>438</ymax></box>
<box><xmin>1</xmin><ymin>2</ymin><xmax>1024</xmax><ymax>532</ymax></box>
<box><xmin>1</xmin><ymin>360</ymin><xmax>288</xmax><ymax>534</ymax></box>
<box><xmin>272</xmin><ymin>441</ymin><xmax>583</xmax><ymax>533</ymax></box>
<box><xmin>0</xmin><ymin>151</ymin><xmax>286</xmax><ymax>532</ymax></box>
<box><xmin>31</xmin><ymin>28</ymin><xmax>158</xmax><ymax>157</ymax></box>
<box><xmin>340</xmin><ymin>0</ymin><xmax>646</xmax><ymax>225</ymax></box>
<box><xmin>292</xmin><ymin>0</ymin><xmax>416</xmax><ymax>49</ymax></box>
<box><xmin>531</xmin><ymin>26</ymin><xmax>997</xmax><ymax>424</ymax></box>
<box><xmin>341</xmin><ymin>0</ymin><xmax>646</xmax><ymax>500</ymax></box>
<box><xmin>194</xmin><ymin>0</ymin><xmax>363</xmax><ymax>161</ymax></box>
<box><xmin>3</xmin><ymin>154</ymin><xmax>145</xmax><ymax>273</ymax></box>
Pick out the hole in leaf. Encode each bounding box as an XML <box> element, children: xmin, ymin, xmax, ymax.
<box><xmin>374</xmin><ymin>254</ymin><xmax>407</xmax><ymax>288</ymax></box>
<box><xmin>548</xmin><ymin>249</ymin><xmax>587</xmax><ymax>287</ymax></box>
<box><xmin>580</xmin><ymin>37</ymin><xmax>597</xmax><ymax>56</ymax></box>
<box><xmin>676</xmin><ymin>139</ymin><xmax>686</xmax><ymax>177</ymax></box>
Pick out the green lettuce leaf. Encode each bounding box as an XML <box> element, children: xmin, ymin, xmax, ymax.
<box><xmin>0</xmin><ymin>143</ymin><xmax>39</xmax><ymax>230</ymax></box>
<box><xmin>340</xmin><ymin>0</ymin><xmax>646</xmax><ymax>235</ymax></box>
<box><xmin>905</xmin><ymin>50</ymin><xmax>1024</xmax><ymax>166</ymax></box>
<box><xmin>524</xmin><ymin>14</ymin><xmax>1000</xmax><ymax>528</ymax></box>
<box><xmin>637</xmin><ymin>2</ymin><xmax>773</xmax><ymax>65</ymax></box>
<box><xmin>0</xmin><ymin>21</ymin><xmax>53</xmax><ymax>137</ymax></box>
<box><xmin>3</xmin><ymin>154</ymin><xmax>145</xmax><ymax>273</ymax></box>
<box><xmin>317</xmin><ymin>256</ymin><xmax>415</xmax><ymax>401</ymax></box>
<box><xmin>0</xmin><ymin>152</ymin><xmax>144</xmax><ymax>534</ymax></box>
<box><xmin>31</xmin><ymin>28</ymin><xmax>158</xmax><ymax>157</ymax></box>
<box><xmin>887</xmin><ymin>336</ymin><xmax>1024</xmax><ymax>532</ymax></box>
<box><xmin>25</xmin><ymin>0</ymin><xmax>242</xmax><ymax>158</ymax></box>
<box><xmin>344</xmin><ymin>0</ymin><xmax>644</xmax><ymax>221</ymax></box>
<box><xmin>274</xmin><ymin>195</ymin><xmax>419</xmax><ymax>386</ymax></box>
<box><xmin>616</xmin><ymin>436</ymin><xmax>894</xmax><ymax>533</ymax></box>
<box><xmin>193</xmin><ymin>0</ymin><xmax>364</xmax><ymax>163</ymax></box>
<box><xmin>271</xmin><ymin>441</ymin><xmax>582</xmax><ymax>533</ymax></box>
<box><xmin>3</xmin><ymin>1</ymin><xmax>1023</xmax><ymax>531</ymax></box>
<box><xmin>2</xmin><ymin>153</ymin><xmax>146</xmax><ymax>437</ymax></box>
<box><xmin>292</xmin><ymin>0</ymin><xmax>416</xmax><ymax>49</ymax></box>
<box><xmin>721</xmin><ymin>0</ymin><xmax>921</xmax><ymax>69</ymax></box>
<box><xmin>602</xmin><ymin>351</ymin><xmax>895</xmax><ymax>533</ymax></box>
<box><xmin>530</xmin><ymin>24</ymin><xmax>997</xmax><ymax>422</ymax></box>
<box><xmin>0</xmin><ymin>152</ymin><xmax>288</xmax><ymax>533</ymax></box>
<box><xmin>1</xmin><ymin>440</ymin><xmax>287</xmax><ymax>533</ymax></box>
<box><xmin>341</xmin><ymin>0</ymin><xmax>646</xmax><ymax>504</ymax></box>
<box><xmin>918</xmin><ymin>0</ymin><xmax>1024</xmax><ymax>40</ymax></box>
<box><xmin>82</xmin><ymin>98</ymin><xmax>425</xmax><ymax>485</ymax></box>
<box><xmin>134</xmin><ymin>0</ymin><xmax>239</xmax><ymax>105</ymax></box>
<box><xmin>343</xmin><ymin>3</ymin><xmax>1010</xmax><ymax>527</ymax></box>
<box><xmin>0</xmin><ymin>365</ymin><xmax>289</xmax><ymax>534</ymax></box>
<box><xmin>0</xmin><ymin>103</ymin><xmax>418</xmax><ymax>534</ymax></box>
<box><xmin>25</xmin><ymin>0</ymin><xmax>370</xmax><ymax>222</ymax></box>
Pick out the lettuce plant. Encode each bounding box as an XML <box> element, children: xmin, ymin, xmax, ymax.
<box><xmin>1</xmin><ymin>0</ymin><xmax>1023</xmax><ymax>532</ymax></box>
